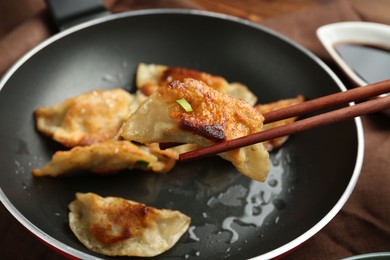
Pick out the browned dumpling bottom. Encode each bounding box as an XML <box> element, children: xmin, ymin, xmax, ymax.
<box><xmin>68</xmin><ymin>192</ymin><xmax>191</xmax><ymax>257</ymax></box>
<box><xmin>118</xmin><ymin>78</ymin><xmax>270</xmax><ymax>182</ymax></box>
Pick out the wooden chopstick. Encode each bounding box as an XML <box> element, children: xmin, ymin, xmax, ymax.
<box><xmin>178</xmin><ymin>80</ymin><xmax>390</xmax><ymax>162</ymax></box>
<box><xmin>262</xmin><ymin>78</ymin><xmax>390</xmax><ymax>124</ymax></box>
<box><xmin>160</xmin><ymin>79</ymin><xmax>390</xmax><ymax>151</ymax></box>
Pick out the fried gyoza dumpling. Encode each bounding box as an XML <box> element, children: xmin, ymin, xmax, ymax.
<box><xmin>118</xmin><ymin>78</ymin><xmax>270</xmax><ymax>182</ymax></box>
<box><xmin>136</xmin><ymin>63</ymin><xmax>257</xmax><ymax>105</ymax></box>
<box><xmin>32</xmin><ymin>141</ymin><xmax>177</xmax><ymax>177</ymax></box>
<box><xmin>69</xmin><ymin>192</ymin><xmax>190</xmax><ymax>257</ymax></box>
<box><xmin>35</xmin><ymin>89</ymin><xmax>145</xmax><ymax>148</ymax></box>
<box><xmin>256</xmin><ymin>95</ymin><xmax>304</xmax><ymax>151</ymax></box>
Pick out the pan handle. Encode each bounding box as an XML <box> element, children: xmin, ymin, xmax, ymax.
<box><xmin>45</xmin><ymin>0</ymin><xmax>110</xmax><ymax>31</ymax></box>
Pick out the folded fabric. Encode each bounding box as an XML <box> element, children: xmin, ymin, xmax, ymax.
<box><xmin>0</xmin><ymin>1</ymin><xmax>389</xmax><ymax>260</ymax></box>
<box><xmin>260</xmin><ymin>0</ymin><xmax>361</xmax><ymax>60</ymax></box>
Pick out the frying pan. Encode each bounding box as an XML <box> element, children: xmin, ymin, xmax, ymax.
<box><xmin>0</xmin><ymin>3</ymin><xmax>363</xmax><ymax>260</ymax></box>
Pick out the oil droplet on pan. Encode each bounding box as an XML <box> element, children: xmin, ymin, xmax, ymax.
<box><xmin>213</xmin><ymin>149</ymin><xmax>288</xmax><ymax>243</ymax></box>
<box><xmin>188</xmin><ymin>226</ymin><xmax>200</xmax><ymax>242</ymax></box>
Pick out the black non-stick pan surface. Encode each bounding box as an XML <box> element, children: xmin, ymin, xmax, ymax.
<box><xmin>0</xmin><ymin>9</ymin><xmax>363</xmax><ymax>260</ymax></box>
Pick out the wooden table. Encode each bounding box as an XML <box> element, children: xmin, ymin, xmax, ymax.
<box><xmin>1</xmin><ymin>0</ymin><xmax>389</xmax><ymax>259</ymax></box>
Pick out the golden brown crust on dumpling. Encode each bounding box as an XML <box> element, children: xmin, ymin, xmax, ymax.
<box><xmin>136</xmin><ymin>63</ymin><xmax>257</xmax><ymax>105</ymax></box>
<box><xmin>89</xmin><ymin>199</ymin><xmax>153</xmax><ymax>244</ymax></box>
<box><xmin>163</xmin><ymin>79</ymin><xmax>263</xmax><ymax>142</ymax></box>
<box><xmin>32</xmin><ymin>141</ymin><xmax>177</xmax><ymax>177</ymax></box>
<box><xmin>118</xmin><ymin>78</ymin><xmax>269</xmax><ymax>182</ymax></box>
<box><xmin>68</xmin><ymin>192</ymin><xmax>190</xmax><ymax>257</ymax></box>
<box><xmin>35</xmin><ymin>89</ymin><xmax>135</xmax><ymax>148</ymax></box>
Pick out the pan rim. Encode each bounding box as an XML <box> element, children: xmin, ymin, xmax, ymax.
<box><xmin>0</xmin><ymin>8</ymin><xmax>364</xmax><ymax>260</ymax></box>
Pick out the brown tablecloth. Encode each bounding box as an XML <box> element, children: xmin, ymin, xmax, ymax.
<box><xmin>1</xmin><ymin>0</ymin><xmax>389</xmax><ymax>259</ymax></box>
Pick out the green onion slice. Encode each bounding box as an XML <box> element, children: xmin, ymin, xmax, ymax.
<box><xmin>176</xmin><ymin>98</ymin><xmax>193</xmax><ymax>112</ymax></box>
<box><xmin>135</xmin><ymin>160</ymin><xmax>150</xmax><ymax>169</ymax></box>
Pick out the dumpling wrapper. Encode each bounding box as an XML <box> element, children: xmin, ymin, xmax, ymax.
<box><xmin>32</xmin><ymin>141</ymin><xmax>177</xmax><ymax>177</ymax></box>
<box><xmin>117</xmin><ymin>78</ymin><xmax>270</xmax><ymax>182</ymax></box>
<box><xmin>68</xmin><ymin>192</ymin><xmax>190</xmax><ymax>257</ymax></box>
<box><xmin>136</xmin><ymin>63</ymin><xmax>258</xmax><ymax>105</ymax></box>
<box><xmin>35</xmin><ymin>88</ymin><xmax>145</xmax><ymax>147</ymax></box>
<box><xmin>256</xmin><ymin>95</ymin><xmax>304</xmax><ymax>151</ymax></box>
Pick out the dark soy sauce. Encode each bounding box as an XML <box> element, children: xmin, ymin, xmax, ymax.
<box><xmin>335</xmin><ymin>43</ymin><xmax>390</xmax><ymax>84</ymax></box>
